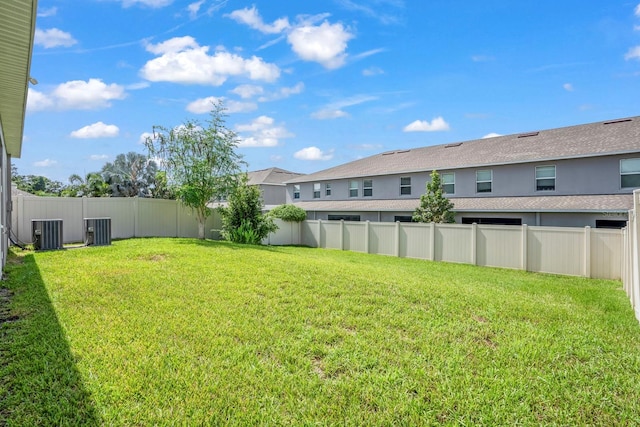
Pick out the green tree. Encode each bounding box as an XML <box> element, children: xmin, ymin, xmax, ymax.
<box><xmin>219</xmin><ymin>175</ymin><xmax>277</xmax><ymax>244</ymax></box>
<box><xmin>101</xmin><ymin>152</ymin><xmax>158</xmax><ymax>197</ymax></box>
<box><xmin>269</xmin><ymin>204</ymin><xmax>307</xmax><ymax>222</ymax></box>
<box><xmin>64</xmin><ymin>172</ymin><xmax>110</xmax><ymax>197</ymax></box>
<box><xmin>413</xmin><ymin>170</ymin><xmax>455</xmax><ymax>223</ymax></box>
<box><xmin>145</xmin><ymin>101</ymin><xmax>244</xmax><ymax>239</ymax></box>
<box><xmin>11</xmin><ymin>166</ymin><xmax>66</xmax><ymax>196</ymax></box>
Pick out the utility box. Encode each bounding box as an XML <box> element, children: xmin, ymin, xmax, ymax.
<box><xmin>84</xmin><ymin>218</ymin><xmax>111</xmax><ymax>246</ymax></box>
<box><xmin>32</xmin><ymin>219</ymin><xmax>63</xmax><ymax>250</ymax></box>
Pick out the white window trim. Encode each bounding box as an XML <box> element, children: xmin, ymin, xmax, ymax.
<box><xmin>363</xmin><ymin>179</ymin><xmax>373</xmax><ymax>197</ymax></box>
<box><xmin>313</xmin><ymin>183</ymin><xmax>321</xmax><ymax>199</ymax></box>
<box><xmin>400</xmin><ymin>177</ymin><xmax>411</xmax><ymax>196</ymax></box>
<box><xmin>325</xmin><ymin>183</ymin><xmax>332</xmax><ymax>197</ymax></box>
<box><xmin>349</xmin><ymin>180</ymin><xmax>359</xmax><ymax>197</ymax></box>
<box><xmin>535</xmin><ymin>165</ymin><xmax>556</xmax><ymax>192</ymax></box>
<box><xmin>620</xmin><ymin>158</ymin><xmax>640</xmax><ymax>189</ymax></box>
<box><xmin>476</xmin><ymin>170</ymin><xmax>493</xmax><ymax>193</ymax></box>
<box><xmin>441</xmin><ymin>172</ymin><xmax>455</xmax><ymax>195</ymax></box>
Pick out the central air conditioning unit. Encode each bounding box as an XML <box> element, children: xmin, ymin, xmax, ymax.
<box><xmin>32</xmin><ymin>219</ymin><xmax>63</xmax><ymax>250</ymax></box>
<box><xmin>84</xmin><ymin>218</ymin><xmax>111</xmax><ymax>246</ymax></box>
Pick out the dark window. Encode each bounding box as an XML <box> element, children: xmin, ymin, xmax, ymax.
<box><xmin>400</xmin><ymin>177</ymin><xmax>411</xmax><ymax>195</ymax></box>
<box><xmin>363</xmin><ymin>179</ymin><xmax>373</xmax><ymax>197</ymax></box>
<box><xmin>349</xmin><ymin>180</ymin><xmax>358</xmax><ymax>197</ymax></box>
<box><xmin>621</xmin><ymin>159</ymin><xmax>640</xmax><ymax>188</ymax></box>
<box><xmin>595</xmin><ymin>220</ymin><xmax>627</xmax><ymax>229</ymax></box>
<box><xmin>313</xmin><ymin>183</ymin><xmax>321</xmax><ymax>199</ymax></box>
<box><xmin>328</xmin><ymin>215</ymin><xmax>361</xmax><ymax>221</ymax></box>
<box><xmin>325</xmin><ymin>183</ymin><xmax>331</xmax><ymax>196</ymax></box>
<box><xmin>462</xmin><ymin>217</ymin><xmax>522</xmax><ymax>226</ymax></box>
<box><xmin>536</xmin><ymin>165</ymin><xmax>556</xmax><ymax>191</ymax></box>
<box><xmin>476</xmin><ymin>170</ymin><xmax>492</xmax><ymax>193</ymax></box>
<box><xmin>394</xmin><ymin>216</ymin><xmax>413</xmax><ymax>222</ymax></box>
<box><xmin>293</xmin><ymin>185</ymin><xmax>300</xmax><ymax>199</ymax></box>
<box><xmin>441</xmin><ymin>172</ymin><xmax>455</xmax><ymax>194</ymax></box>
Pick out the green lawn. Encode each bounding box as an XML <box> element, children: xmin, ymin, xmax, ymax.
<box><xmin>1</xmin><ymin>238</ymin><xmax>640</xmax><ymax>425</ymax></box>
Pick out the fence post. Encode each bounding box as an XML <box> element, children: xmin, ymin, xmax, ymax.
<box><xmin>340</xmin><ymin>220</ymin><xmax>345</xmax><ymax>251</ymax></box>
<box><xmin>521</xmin><ymin>224</ymin><xmax>528</xmax><ymax>272</ymax></box>
<box><xmin>471</xmin><ymin>222</ymin><xmax>477</xmax><ymax>266</ymax></box>
<box><xmin>133</xmin><ymin>197</ymin><xmax>139</xmax><ymax>237</ymax></box>
<box><xmin>395</xmin><ymin>221</ymin><xmax>400</xmax><ymax>257</ymax></box>
<box><xmin>430</xmin><ymin>222</ymin><xmax>436</xmax><ymax>261</ymax></box>
<box><xmin>584</xmin><ymin>226</ymin><xmax>591</xmax><ymax>278</ymax></box>
<box><xmin>365</xmin><ymin>220</ymin><xmax>370</xmax><ymax>254</ymax></box>
<box><xmin>317</xmin><ymin>219</ymin><xmax>322</xmax><ymax>248</ymax></box>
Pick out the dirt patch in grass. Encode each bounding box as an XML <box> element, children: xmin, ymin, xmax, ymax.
<box><xmin>0</xmin><ymin>288</ymin><xmax>18</xmax><ymax>324</ymax></box>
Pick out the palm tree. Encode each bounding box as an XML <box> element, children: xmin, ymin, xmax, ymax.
<box><xmin>101</xmin><ymin>152</ymin><xmax>158</xmax><ymax>197</ymax></box>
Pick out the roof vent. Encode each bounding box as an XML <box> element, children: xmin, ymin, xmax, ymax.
<box><xmin>381</xmin><ymin>151</ymin><xmax>396</xmax><ymax>156</ymax></box>
<box><xmin>517</xmin><ymin>132</ymin><xmax>539</xmax><ymax>138</ymax></box>
<box><xmin>396</xmin><ymin>149</ymin><xmax>411</xmax><ymax>154</ymax></box>
<box><xmin>445</xmin><ymin>142</ymin><xmax>462</xmax><ymax>148</ymax></box>
<box><xmin>603</xmin><ymin>119</ymin><xmax>632</xmax><ymax>125</ymax></box>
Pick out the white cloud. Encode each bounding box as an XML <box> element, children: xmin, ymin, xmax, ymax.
<box><xmin>26</xmin><ymin>89</ymin><xmax>55</xmax><ymax>112</ymax></box>
<box><xmin>139</xmin><ymin>132</ymin><xmax>154</xmax><ymax>144</ymax></box>
<box><xmin>362</xmin><ymin>66</ymin><xmax>384</xmax><ymax>76</ymax></box>
<box><xmin>230</xmin><ymin>84</ymin><xmax>264</xmax><ymax>99</ymax></box>
<box><xmin>70</xmin><ymin>122</ymin><xmax>120</xmax><ymax>139</ymax></box>
<box><xmin>311</xmin><ymin>94</ymin><xmax>377</xmax><ymax>119</ymax></box>
<box><xmin>236</xmin><ymin>116</ymin><xmax>294</xmax><ymax>147</ymax></box>
<box><xmin>482</xmin><ymin>133</ymin><xmax>502</xmax><ymax>139</ymax></box>
<box><xmin>625</xmin><ymin>46</ymin><xmax>640</xmax><ymax>60</ymax></box>
<box><xmin>403</xmin><ymin>117</ymin><xmax>450</xmax><ymax>132</ymax></box>
<box><xmin>89</xmin><ymin>154</ymin><xmax>110</xmax><ymax>161</ymax></box>
<box><xmin>120</xmin><ymin>0</ymin><xmax>173</xmax><ymax>8</ymax></box>
<box><xmin>126</xmin><ymin>82</ymin><xmax>150</xmax><ymax>90</ymax></box>
<box><xmin>55</xmin><ymin>79</ymin><xmax>127</xmax><ymax>110</ymax></box>
<box><xmin>141</xmin><ymin>36</ymin><xmax>280</xmax><ymax>85</ymax></box>
<box><xmin>187</xmin><ymin>0</ymin><xmax>204</xmax><ymax>18</ymax></box>
<box><xmin>258</xmin><ymin>82</ymin><xmax>305</xmax><ymax>102</ymax></box>
<box><xmin>34</xmin><ymin>28</ymin><xmax>77</xmax><ymax>48</ymax></box>
<box><xmin>635</xmin><ymin>3</ymin><xmax>640</xmax><ymax>16</ymax></box>
<box><xmin>186</xmin><ymin>96</ymin><xmax>257</xmax><ymax>114</ymax></box>
<box><xmin>563</xmin><ymin>83</ymin><xmax>574</xmax><ymax>91</ymax></box>
<box><xmin>311</xmin><ymin>109</ymin><xmax>349</xmax><ymax>120</ymax></box>
<box><xmin>37</xmin><ymin>7</ymin><xmax>58</xmax><ymax>17</ymax></box>
<box><xmin>34</xmin><ymin>159</ymin><xmax>57</xmax><ymax>167</ymax></box>
<box><xmin>287</xmin><ymin>21</ymin><xmax>353</xmax><ymax>69</ymax></box>
<box><xmin>294</xmin><ymin>146</ymin><xmax>334</xmax><ymax>161</ymax></box>
<box><xmin>270</xmin><ymin>154</ymin><xmax>283</xmax><ymax>162</ymax></box>
<box><xmin>226</xmin><ymin>6</ymin><xmax>290</xmax><ymax>34</ymax></box>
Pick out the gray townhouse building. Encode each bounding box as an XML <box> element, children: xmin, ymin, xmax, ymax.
<box><xmin>247</xmin><ymin>167</ymin><xmax>304</xmax><ymax>208</ymax></box>
<box><xmin>284</xmin><ymin>116</ymin><xmax>640</xmax><ymax>228</ymax></box>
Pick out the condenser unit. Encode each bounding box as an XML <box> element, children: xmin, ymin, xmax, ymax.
<box><xmin>84</xmin><ymin>218</ymin><xmax>111</xmax><ymax>246</ymax></box>
<box><xmin>32</xmin><ymin>219</ymin><xmax>63</xmax><ymax>250</ymax></box>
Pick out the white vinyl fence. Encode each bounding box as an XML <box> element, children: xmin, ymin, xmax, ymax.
<box><xmin>623</xmin><ymin>189</ymin><xmax>640</xmax><ymax>322</ymax></box>
<box><xmin>265</xmin><ymin>219</ymin><xmax>625</xmax><ymax>281</ymax></box>
<box><xmin>11</xmin><ymin>196</ymin><xmax>220</xmax><ymax>243</ymax></box>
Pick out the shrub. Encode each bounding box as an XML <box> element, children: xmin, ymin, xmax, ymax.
<box><xmin>269</xmin><ymin>204</ymin><xmax>307</xmax><ymax>222</ymax></box>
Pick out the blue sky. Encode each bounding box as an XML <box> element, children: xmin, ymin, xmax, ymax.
<box><xmin>19</xmin><ymin>0</ymin><xmax>640</xmax><ymax>183</ymax></box>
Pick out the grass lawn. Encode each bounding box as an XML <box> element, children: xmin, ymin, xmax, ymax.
<box><xmin>1</xmin><ymin>238</ymin><xmax>640</xmax><ymax>425</ymax></box>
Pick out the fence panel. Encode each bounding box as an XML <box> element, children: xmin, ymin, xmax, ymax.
<box><xmin>590</xmin><ymin>229</ymin><xmax>624</xmax><ymax>280</ymax></box>
<box><xmin>265</xmin><ymin>219</ymin><xmax>300</xmax><ymax>245</ymax></box>
<box><xmin>15</xmin><ymin>197</ymin><xmax>84</xmax><ymax>243</ymax></box>
<box><xmin>399</xmin><ymin>223</ymin><xmax>431</xmax><ymax>259</ymax></box>
<box><xmin>301</xmin><ymin>220</ymin><xmax>320</xmax><ymax>247</ymax></box>
<box><xmin>344</xmin><ymin>222</ymin><xmax>367</xmax><ymax>253</ymax></box>
<box><xmin>528</xmin><ymin>226</ymin><xmax>585</xmax><ymax>276</ymax></box>
<box><xmin>369</xmin><ymin>223</ymin><xmax>396</xmax><ymax>256</ymax></box>
<box><xmin>436</xmin><ymin>224</ymin><xmax>472</xmax><ymax>264</ymax></box>
<box><xmin>322</xmin><ymin>221</ymin><xmax>342</xmax><ymax>250</ymax></box>
<box><xmin>476</xmin><ymin>225</ymin><xmax>522</xmax><ymax>269</ymax></box>
<box><xmin>84</xmin><ymin>197</ymin><xmax>135</xmax><ymax>239</ymax></box>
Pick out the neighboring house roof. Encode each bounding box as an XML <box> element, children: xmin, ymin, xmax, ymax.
<box><xmin>0</xmin><ymin>1</ymin><xmax>38</xmax><ymax>158</ymax></box>
<box><xmin>11</xmin><ymin>183</ymin><xmax>36</xmax><ymax>197</ymax></box>
<box><xmin>293</xmin><ymin>194</ymin><xmax>633</xmax><ymax>213</ymax></box>
<box><xmin>247</xmin><ymin>167</ymin><xmax>304</xmax><ymax>186</ymax></box>
<box><xmin>286</xmin><ymin>116</ymin><xmax>640</xmax><ymax>183</ymax></box>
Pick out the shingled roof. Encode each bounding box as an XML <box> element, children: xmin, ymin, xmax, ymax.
<box><xmin>247</xmin><ymin>167</ymin><xmax>303</xmax><ymax>186</ymax></box>
<box><xmin>286</xmin><ymin>116</ymin><xmax>640</xmax><ymax>183</ymax></box>
<box><xmin>293</xmin><ymin>194</ymin><xmax>633</xmax><ymax>213</ymax></box>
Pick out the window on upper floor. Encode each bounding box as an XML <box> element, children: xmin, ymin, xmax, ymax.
<box><xmin>621</xmin><ymin>158</ymin><xmax>640</xmax><ymax>188</ymax></box>
<box><xmin>293</xmin><ymin>185</ymin><xmax>300</xmax><ymax>199</ymax></box>
<box><xmin>313</xmin><ymin>183</ymin><xmax>321</xmax><ymax>198</ymax></box>
<box><xmin>325</xmin><ymin>183</ymin><xmax>332</xmax><ymax>196</ymax></box>
<box><xmin>349</xmin><ymin>180</ymin><xmax>359</xmax><ymax>197</ymax></box>
<box><xmin>476</xmin><ymin>170</ymin><xmax>492</xmax><ymax>193</ymax></box>
<box><xmin>363</xmin><ymin>179</ymin><xmax>373</xmax><ymax>197</ymax></box>
<box><xmin>441</xmin><ymin>172</ymin><xmax>455</xmax><ymax>194</ymax></box>
<box><xmin>536</xmin><ymin>165</ymin><xmax>556</xmax><ymax>191</ymax></box>
<box><xmin>400</xmin><ymin>177</ymin><xmax>411</xmax><ymax>195</ymax></box>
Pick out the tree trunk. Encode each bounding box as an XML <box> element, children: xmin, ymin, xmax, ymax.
<box><xmin>197</xmin><ymin>209</ymin><xmax>206</xmax><ymax>240</ymax></box>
